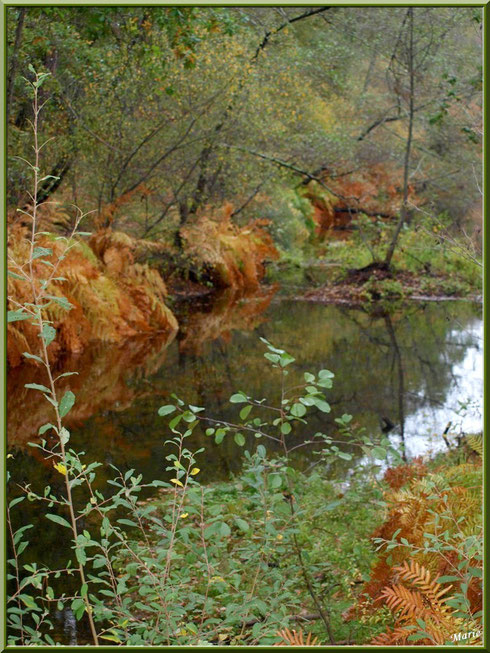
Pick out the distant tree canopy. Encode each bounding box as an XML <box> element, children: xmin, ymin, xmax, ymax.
<box><xmin>7</xmin><ymin>6</ymin><xmax>482</xmax><ymax>244</ymax></box>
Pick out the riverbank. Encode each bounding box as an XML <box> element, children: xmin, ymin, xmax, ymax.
<box><xmin>263</xmin><ymin>224</ymin><xmax>482</xmax><ymax>307</ymax></box>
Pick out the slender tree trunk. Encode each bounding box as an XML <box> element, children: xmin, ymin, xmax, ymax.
<box><xmin>7</xmin><ymin>8</ymin><xmax>26</xmax><ymax>124</ymax></box>
<box><xmin>384</xmin><ymin>7</ymin><xmax>414</xmax><ymax>268</ymax></box>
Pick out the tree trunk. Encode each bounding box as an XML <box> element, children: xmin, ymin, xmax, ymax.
<box><xmin>384</xmin><ymin>7</ymin><xmax>414</xmax><ymax>269</ymax></box>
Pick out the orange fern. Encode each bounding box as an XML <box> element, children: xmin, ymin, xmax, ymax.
<box><xmin>180</xmin><ymin>204</ymin><xmax>279</xmax><ymax>290</ymax></box>
<box><xmin>373</xmin><ymin>561</ymin><xmax>460</xmax><ymax>645</ymax></box>
<box><xmin>274</xmin><ymin>628</ymin><xmax>320</xmax><ymax>646</ymax></box>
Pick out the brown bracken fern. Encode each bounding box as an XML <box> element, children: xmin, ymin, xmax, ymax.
<box><xmin>274</xmin><ymin>628</ymin><xmax>320</xmax><ymax>646</ymax></box>
<box><xmin>372</xmin><ymin>560</ymin><xmax>460</xmax><ymax>645</ymax></box>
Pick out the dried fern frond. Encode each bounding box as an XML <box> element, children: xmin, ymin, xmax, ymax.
<box><xmin>7</xmin><ymin>224</ymin><xmax>177</xmax><ymax>367</ymax></box>
<box><xmin>466</xmin><ymin>434</ymin><xmax>483</xmax><ymax>457</ymax></box>
<box><xmin>180</xmin><ymin>205</ymin><xmax>279</xmax><ymax>290</ymax></box>
<box><xmin>394</xmin><ymin>560</ymin><xmax>454</xmax><ymax>611</ymax></box>
<box><xmin>274</xmin><ymin>628</ymin><xmax>320</xmax><ymax>646</ymax></box>
<box><xmin>370</xmin><ymin>625</ymin><xmax>413</xmax><ymax>645</ymax></box>
<box><xmin>380</xmin><ymin>583</ymin><xmax>426</xmax><ymax>622</ymax></box>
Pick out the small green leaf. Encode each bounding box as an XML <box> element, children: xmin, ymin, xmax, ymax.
<box><xmin>158</xmin><ymin>405</ymin><xmax>176</xmax><ymax>417</ymax></box>
<box><xmin>313</xmin><ymin>398</ymin><xmax>331</xmax><ymax>413</ymax></box>
<box><xmin>59</xmin><ymin>427</ymin><xmax>70</xmax><ymax>445</ymax></box>
<box><xmin>264</xmin><ymin>352</ymin><xmax>280</xmax><ymax>364</ymax></box>
<box><xmin>168</xmin><ymin>414</ymin><xmax>183</xmax><ymax>430</ymax></box>
<box><xmin>279</xmin><ymin>352</ymin><xmax>295</xmax><ymax>367</ymax></box>
<box><xmin>45</xmin><ymin>294</ymin><xmax>73</xmax><ymax>311</ymax></box>
<box><xmin>269</xmin><ymin>474</ymin><xmax>282</xmax><ymax>489</ymax></box>
<box><xmin>39</xmin><ymin>422</ymin><xmax>56</xmax><ymax>435</ymax></box>
<box><xmin>40</xmin><ymin>323</ymin><xmax>56</xmax><ymax>347</ymax></box>
<box><xmin>281</xmin><ymin>422</ymin><xmax>292</xmax><ymax>434</ymax></box>
<box><xmin>32</xmin><ymin>246</ymin><xmax>52</xmax><ymax>260</ymax></box>
<box><xmin>337</xmin><ymin>451</ymin><xmax>352</xmax><ymax>460</ymax></box>
<box><xmin>8</xmin><ymin>310</ymin><xmax>31</xmax><ymax>323</ymax></box>
<box><xmin>234</xmin><ymin>433</ymin><xmax>245</xmax><ymax>447</ymax></box>
<box><xmin>239</xmin><ymin>405</ymin><xmax>252</xmax><ymax>420</ymax></box>
<box><xmin>8</xmin><ymin>270</ymin><xmax>25</xmax><ymax>280</ymax></box>
<box><xmin>215</xmin><ymin>429</ymin><xmax>226</xmax><ymax>444</ymax></box>
<box><xmin>219</xmin><ymin>522</ymin><xmax>231</xmax><ymax>538</ymax></box>
<box><xmin>71</xmin><ymin>598</ymin><xmax>85</xmax><ymax>620</ymax></box>
<box><xmin>372</xmin><ymin>446</ymin><xmax>387</xmax><ymax>460</ymax></box>
<box><xmin>22</xmin><ymin>352</ymin><xmax>44</xmax><ymax>364</ymax></box>
<box><xmin>431</xmin><ymin>562</ymin><xmax>456</xmax><ymax>576</ymax></box>
<box><xmin>291</xmin><ymin>403</ymin><xmax>306</xmax><ymax>417</ymax></box>
<box><xmin>25</xmin><ymin>383</ymin><xmax>51</xmax><ymax>394</ymax></box>
<box><xmin>46</xmin><ymin>514</ymin><xmax>72</xmax><ymax>529</ymax></box>
<box><xmin>59</xmin><ymin>391</ymin><xmax>75</xmax><ymax>418</ymax></box>
<box><xmin>75</xmin><ymin>546</ymin><xmax>87</xmax><ymax>565</ymax></box>
<box><xmin>234</xmin><ymin>518</ymin><xmax>249</xmax><ymax>532</ymax></box>
<box><xmin>230</xmin><ymin>393</ymin><xmax>247</xmax><ymax>403</ymax></box>
<box><xmin>19</xmin><ymin>594</ymin><xmax>38</xmax><ymax>610</ymax></box>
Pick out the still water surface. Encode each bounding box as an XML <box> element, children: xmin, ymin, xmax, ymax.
<box><xmin>9</xmin><ymin>292</ymin><xmax>483</xmax><ymax>485</ymax></box>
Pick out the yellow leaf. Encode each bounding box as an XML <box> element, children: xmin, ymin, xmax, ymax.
<box><xmin>53</xmin><ymin>462</ymin><xmax>67</xmax><ymax>476</ymax></box>
<box><xmin>190</xmin><ymin>468</ymin><xmax>200</xmax><ymax>476</ymax></box>
<box><xmin>180</xmin><ymin>512</ymin><xmax>189</xmax><ymax>519</ymax></box>
<box><xmin>170</xmin><ymin>478</ymin><xmax>184</xmax><ymax>487</ymax></box>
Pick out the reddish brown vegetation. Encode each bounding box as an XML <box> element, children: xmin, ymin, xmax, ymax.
<box><xmin>274</xmin><ymin>628</ymin><xmax>320</xmax><ymax>646</ymax></box>
<box><xmin>7</xmin><ymin>223</ymin><xmax>178</xmax><ymax>368</ymax></box>
<box><xmin>176</xmin><ymin>285</ymin><xmax>277</xmax><ymax>355</ymax></box>
<box><xmin>180</xmin><ymin>203</ymin><xmax>279</xmax><ymax>289</ymax></box>
<box><xmin>346</xmin><ymin>457</ymin><xmax>482</xmax><ymax>645</ymax></box>
<box><xmin>304</xmin><ymin>163</ymin><xmax>416</xmax><ymax>237</ymax></box>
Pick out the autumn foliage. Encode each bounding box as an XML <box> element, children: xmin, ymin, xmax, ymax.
<box><xmin>350</xmin><ymin>457</ymin><xmax>483</xmax><ymax>646</ymax></box>
<box><xmin>274</xmin><ymin>628</ymin><xmax>320</xmax><ymax>646</ymax></box>
<box><xmin>180</xmin><ymin>203</ymin><xmax>279</xmax><ymax>289</ymax></box>
<box><xmin>7</xmin><ymin>221</ymin><xmax>178</xmax><ymax>368</ymax></box>
<box><xmin>7</xmin><ymin>332</ymin><xmax>174</xmax><ymax>450</ymax></box>
<box><xmin>302</xmin><ymin>163</ymin><xmax>416</xmax><ymax>237</ymax></box>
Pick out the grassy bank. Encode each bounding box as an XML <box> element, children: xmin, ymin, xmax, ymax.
<box><xmin>265</xmin><ymin>215</ymin><xmax>482</xmax><ymax>305</ymax></box>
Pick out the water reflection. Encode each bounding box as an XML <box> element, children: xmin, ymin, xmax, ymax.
<box><xmin>8</xmin><ymin>295</ymin><xmax>482</xmax><ymax>484</ymax></box>
<box><xmin>7</xmin><ymin>330</ymin><xmax>176</xmax><ymax>449</ymax></box>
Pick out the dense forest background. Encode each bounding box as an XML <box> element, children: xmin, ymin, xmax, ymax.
<box><xmin>7</xmin><ymin>6</ymin><xmax>481</xmax><ymax>251</ymax></box>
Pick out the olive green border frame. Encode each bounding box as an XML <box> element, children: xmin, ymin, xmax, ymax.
<box><xmin>1</xmin><ymin>1</ymin><xmax>487</xmax><ymax>651</ymax></box>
